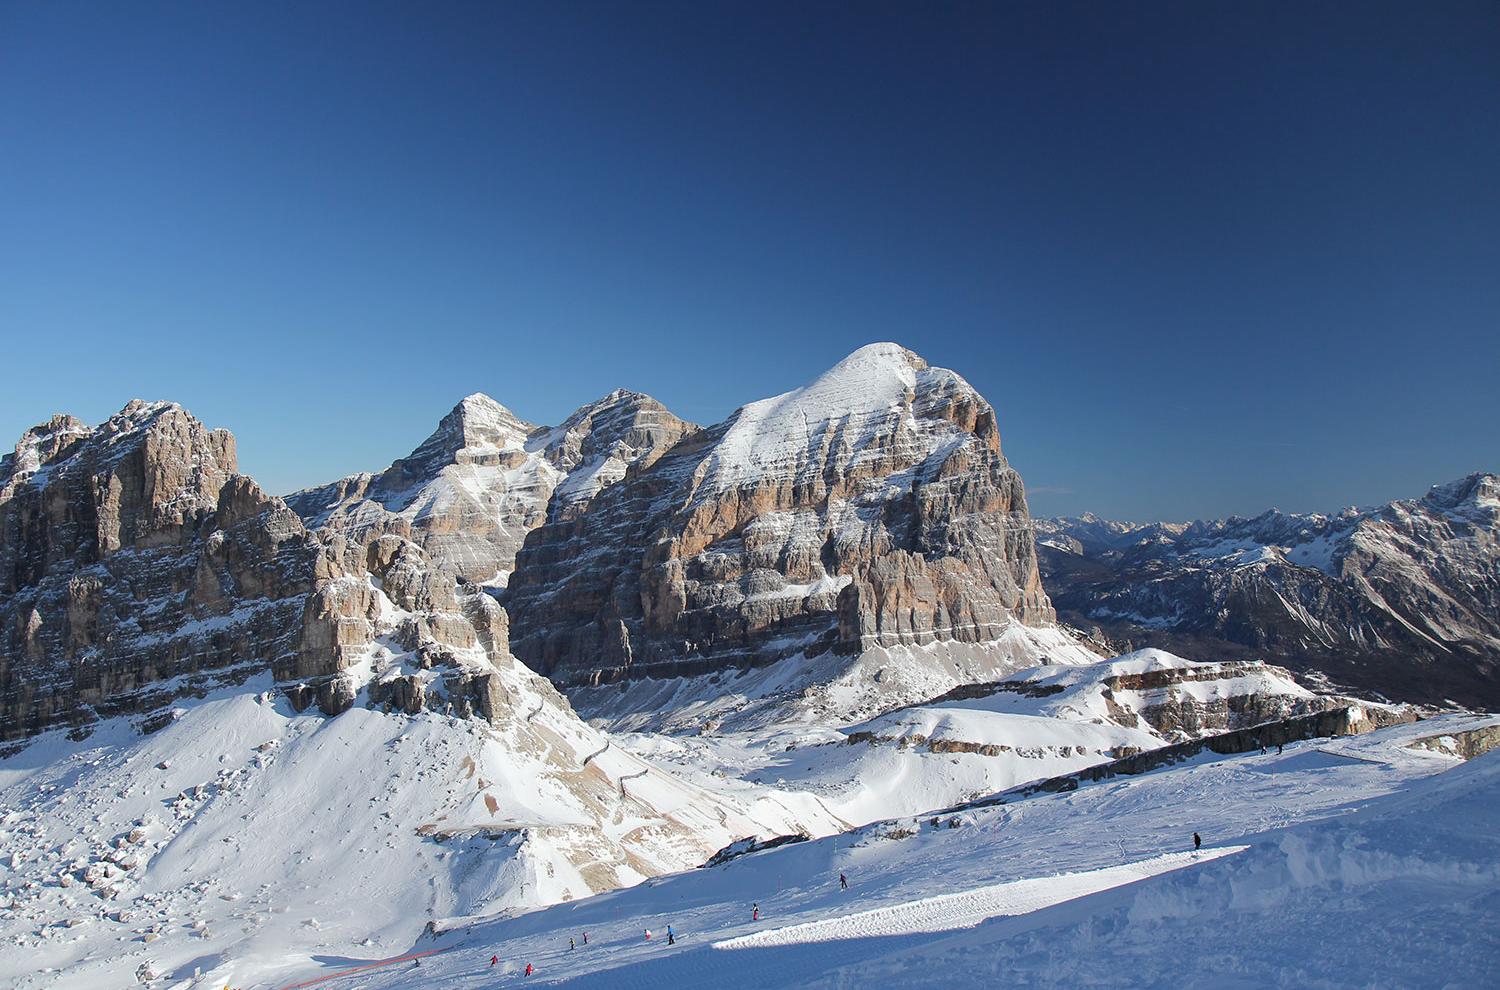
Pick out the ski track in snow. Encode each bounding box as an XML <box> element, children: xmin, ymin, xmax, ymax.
<box><xmin>713</xmin><ymin>847</ymin><xmax>1244</xmax><ymax>949</ymax></box>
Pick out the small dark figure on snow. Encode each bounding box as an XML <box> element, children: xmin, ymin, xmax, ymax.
<box><xmin>525</xmin><ymin>963</ymin><xmax>533</xmax><ymax>977</ymax></box>
<box><xmin>752</xmin><ymin>903</ymin><xmax>759</xmax><ymax>921</ymax></box>
<box><xmin>583</xmin><ymin>932</ymin><xmax>588</xmax><ymax>945</ymax></box>
<box><xmin>667</xmin><ymin>924</ymin><xmax>675</xmax><ymax>945</ymax></box>
<box><xmin>490</xmin><ymin>955</ymin><xmax>498</xmax><ymax>967</ymax></box>
<box><xmin>839</xmin><ymin>873</ymin><xmax>847</xmax><ymax>890</ymax></box>
<box><xmin>570</xmin><ymin>937</ymin><xmax>575</xmax><ymax>951</ymax></box>
<box><xmin>1277</xmin><ymin>743</ymin><xmax>1284</xmax><ymax>755</ymax></box>
<box><xmin>1193</xmin><ymin>832</ymin><xmax>1202</xmax><ymax>851</ymax></box>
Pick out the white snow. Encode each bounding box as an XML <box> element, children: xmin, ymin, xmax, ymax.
<box><xmin>239</xmin><ymin>713</ymin><xmax>1499</xmax><ymax>990</ymax></box>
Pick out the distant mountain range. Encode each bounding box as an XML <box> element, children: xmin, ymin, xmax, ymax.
<box><xmin>3</xmin><ymin>345</ymin><xmax>1495</xmax><ymax>755</ymax></box>
<box><xmin>1036</xmin><ymin>473</ymin><xmax>1500</xmax><ymax>707</ymax></box>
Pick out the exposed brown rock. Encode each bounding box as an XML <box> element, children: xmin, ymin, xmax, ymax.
<box><xmin>508</xmin><ymin>343</ymin><xmax>1055</xmax><ymax>687</ymax></box>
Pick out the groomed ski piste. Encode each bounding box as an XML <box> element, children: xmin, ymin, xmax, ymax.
<box><xmin>238</xmin><ymin>714</ymin><xmax>1496</xmax><ymax>989</ymax></box>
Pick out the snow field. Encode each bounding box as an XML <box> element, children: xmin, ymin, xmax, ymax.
<box><xmin>714</xmin><ymin>846</ymin><xmax>1246</xmax><ymax>949</ymax></box>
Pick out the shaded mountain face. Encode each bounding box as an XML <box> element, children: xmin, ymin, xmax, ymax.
<box><xmin>1036</xmin><ymin>474</ymin><xmax>1500</xmax><ymax>707</ymax></box>
<box><xmin>506</xmin><ymin>343</ymin><xmax>1055</xmax><ymax>688</ymax></box>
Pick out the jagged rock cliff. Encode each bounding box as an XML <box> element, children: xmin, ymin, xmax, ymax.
<box><xmin>1037</xmin><ymin>474</ymin><xmax>1500</xmax><ymax>706</ymax></box>
<box><xmin>0</xmin><ymin>402</ymin><xmax>333</xmax><ymax>741</ymax></box>
<box><xmin>286</xmin><ymin>390</ymin><xmax>694</xmax><ymax>584</ymax></box>
<box><xmin>506</xmin><ymin>343</ymin><xmax>1056</xmax><ymax>688</ymax></box>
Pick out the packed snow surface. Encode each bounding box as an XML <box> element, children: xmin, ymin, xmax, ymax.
<box><xmin>254</xmin><ymin>714</ymin><xmax>1497</xmax><ymax>990</ymax></box>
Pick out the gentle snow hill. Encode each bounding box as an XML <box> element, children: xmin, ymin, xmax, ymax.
<box><xmin>327</xmin><ymin>714</ymin><xmax>1500</xmax><ymax>990</ymax></box>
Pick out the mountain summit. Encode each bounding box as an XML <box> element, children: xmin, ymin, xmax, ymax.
<box><xmin>506</xmin><ymin>343</ymin><xmax>1056</xmax><ymax>694</ymax></box>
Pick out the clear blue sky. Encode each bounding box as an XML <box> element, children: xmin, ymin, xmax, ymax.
<box><xmin>2</xmin><ymin>2</ymin><xmax>1496</xmax><ymax>520</ymax></box>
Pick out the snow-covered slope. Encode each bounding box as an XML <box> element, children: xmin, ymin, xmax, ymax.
<box><xmin>1038</xmin><ymin>473</ymin><xmax>1500</xmax><ymax>707</ymax></box>
<box><xmin>611</xmin><ymin>647</ymin><xmax>1334</xmax><ymax>826</ymax></box>
<box><xmin>0</xmin><ymin>675</ymin><xmax>845</xmax><ymax>990</ymax></box>
<box><xmin>205</xmin><ymin>713</ymin><xmax>1500</xmax><ymax>990</ymax></box>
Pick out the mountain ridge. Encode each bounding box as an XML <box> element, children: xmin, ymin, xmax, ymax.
<box><xmin>1037</xmin><ymin>472</ymin><xmax>1500</xmax><ymax>706</ymax></box>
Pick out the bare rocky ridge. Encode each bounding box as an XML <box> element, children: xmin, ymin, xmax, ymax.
<box><xmin>1036</xmin><ymin>473</ymin><xmax>1500</xmax><ymax>707</ymax></box>
<box><xmin>506</xmin><ymin>343</ymin><xmax>1055</xmax><ymax>688</ymax></box>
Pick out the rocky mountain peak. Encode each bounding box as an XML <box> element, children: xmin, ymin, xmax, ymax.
<box><xmin>700</xmin><ymin>342</ymin><xmax>992</xmax><ymax>496</ymax></box>
<box><xmin>3</xmin><ymin>414</ymin><xmax>91</xmax><ymax>481</ymax></box>
<box><xmin>507</xmin><ymin>341</ymin><xmax>1054</xmax><ymax>689</ymax></box>
<box><xmin>1420</xmin><ymin>472</ymin><xmax>1499</xmax><ymax>517</ymax></box>
<box><xmin>540</xmin><ymin>389</ymin><xmax>698</xmax><ymax>521</ymax></box>
<box><xmin>403</xmin><ymin>392</ymin><xmax>537</xmax><ymax>473</ymax></box>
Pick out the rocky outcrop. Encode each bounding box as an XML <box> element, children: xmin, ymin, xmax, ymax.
<box><xmin>849</xmin><ymin>649</ymin><xmax>1335</xmax><ymax>765</ymax></box>
<box><xmin>1037</xmin><ymin>474</ymin><xmax>1500</xmax><ymax>707</ymax></box>
<box><xmin>962</xmin><ymin>702</ymin><xmax>1423</xmax><ymax>809</ymax></box>
<box><xmin>507</xmin><ymin>343</ymin><xmax>1055</xmax><ymax>688</ymax></box>
<box><xmin>0</xmin><ymin>402</ymin><xmax>338</xmax><ymax>741</ymax></box>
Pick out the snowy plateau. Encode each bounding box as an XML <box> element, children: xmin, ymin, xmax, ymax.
<box><xmin>1</xmin><ymin>344</ymin><xmax>1496</xmax><ymax>989</ymax></box>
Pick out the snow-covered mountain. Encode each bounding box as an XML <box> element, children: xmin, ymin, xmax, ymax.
<box><xmin>3</xmin><ymin>346</ymin><xmax>1495</xmax><ymax>989</ymax></box>
<box><xmin>0</xmin><ymin>401</ymin><xmax>329</xmax><ymax>743</ymax></box>
<box><xmin>285</xmin><ymin>389</ymin><xmax>694</xmax><ymax>585</ymax></box>
<box><xmin>507</xmin><ymin>343</ymin><xmax>1059</xmax><ymax>701</ymax></box>
<box><xmin>1037</xmin><ymin>473</ymin><xmax>1500</xmax><ymax>706</ymax></box>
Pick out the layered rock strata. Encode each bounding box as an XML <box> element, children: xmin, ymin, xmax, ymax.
<box><xmin>0</xmin><ymin>402</ymin><xmax>333</xmax><ymax>740</ymax></box>
<box><xmin>286</xmin><ymin>390</ymin><xmax>694</xmax><ymax>583</ymax></box>
<box><xmin>507</xmin><ymin>343</ymin><xmax>1056</xmax><ymax>687</ymax></box>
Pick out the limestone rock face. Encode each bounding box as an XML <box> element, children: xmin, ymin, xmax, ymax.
<box><xmin>1036</xmin><ymin>473</ymin><xmax>1500</xmax><ymax>707</ymax></box>
<box><xmin>286</xmin><ymin>390</ymin><xmax>694</xmax><ymax>584</ymax></box>
<box><xmin>507</xmin><ymin>343</ymin><xmax>1055</xmax><ymax>687</ymax></box>
<box><xmin>272</xmin><ymin>389</ymin><xmax>692</xmax><ymax>721</ymax></box>
<box><xmin>0</xmin><ymin>402</ymin><xmax>332</xmax><ymax>741</ymax></box>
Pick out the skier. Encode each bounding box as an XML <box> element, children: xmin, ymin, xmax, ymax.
<box><xmin>752</xmin><ymin>903</ymin><xmax>759</xmax><ymax>922</ymax></box>
<box><xmin>570</xmin><ymin>937</ymin><xmax>576</xmax><ymax>951</ymax></box>
<box><xmin>1277</xmin><ymin>743</ymin><xmax>1284</xmax><ymax>755</ymax></box>
<box><xmin>582</xmin><ymin>932</ymin><xmax>589</xmax><ymax>945</ymax></box>
<box><xmin>644</xmin><ymin>928</ymin><xmax>653</xmax><ymax>941</ymax></box>
<box><xmin>667</xmin><ymin>924</ymin><xmax>675</xmax><ymax>946</ymax></box>
<box><xmin>490</xmin><ymin>955</ymin><xmax>498</xmax><ymax>967</ymax></box>
<box><xmin>1193</xmin><ymin>831</ymin><xmax>1202</xmax><ymax>851</ymax></box>
<box><xmin>839</xmin><ymin>873</ymin><xmax>847</xmax><ymax>891</ymax></box>
<box><xmin>525</xmin><ymin>962</ymin><xmax>533</xmax><ymax>977</ymax></box>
